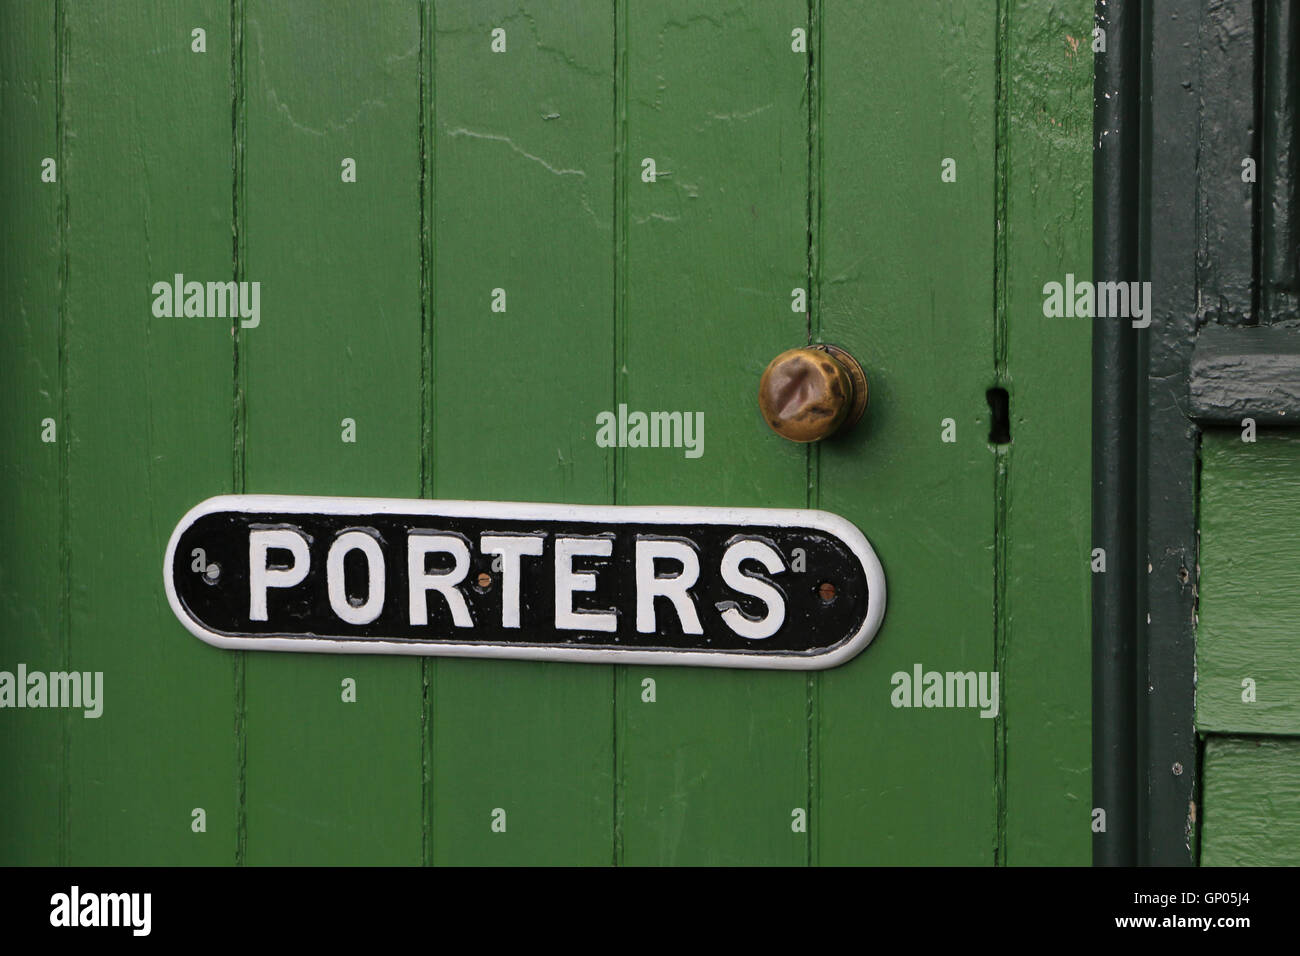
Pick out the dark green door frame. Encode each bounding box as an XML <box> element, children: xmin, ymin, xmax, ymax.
<box><xmin>1092</xmin><ymin>0</ymin><xmax>1141</xmax><ymax>868</ymax></box>
<box><xmin>1094</xmin><ymin>0</ymin><xmax>1300</xmax><ymax>866</ymax></box>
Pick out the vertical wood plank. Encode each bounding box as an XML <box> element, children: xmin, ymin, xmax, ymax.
<box><xmin>63</xmin><ymin>1</ymin><xmax>236</xmax><ymax>864</ymax></box>
<box><xmin>429</xmin><ymin>0</ymin><xmax>616</xmax><ymax>865</ymax></box>
<box><xmin>618</xmin><ymin>0</ymin><xmax>810</xmax><ymax>865</ymax></box>
<box><xmin>1197</xmin><ymin>0</ymin><xmax>1256</xmax><ymax>325</ymax></box>
<box><xmin>1141</xmin><ymin>0</ymin><xmax>1203</xmax><ymax>866</ymax></box>
<box><xmin>241</xmin><ymin>1</ymin><xmax>423</xmax><ymax>864</ymax></box>
<box><xmin>1001</xmin><ymin>0</ymin><xmax>1092</xmax><ymax>864</ymax></box>
<box><xmin>817</xmin><ymin>1</ymin><xmax>998</xmax><ymax>864</ymax></box>
<box><xmin>0</xmin><ymin>0</ymin><xmax>61</xmax><ymax>864</ymax></box>
<box><xmin>1260</xmin><ymin>0</ymin><xmax>1299</xmax><ymax>324</ymax></box>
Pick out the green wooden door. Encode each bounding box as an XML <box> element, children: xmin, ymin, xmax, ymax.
<box><xmin>1</xmin><ymin>0</ymin><xmax>1091</xmax><ymax>865</ymax></box>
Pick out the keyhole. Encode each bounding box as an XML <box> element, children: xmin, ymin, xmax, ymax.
<box><xmin>986</xmin><ymin>388</ymin><xmax>1011</xmax><ymax>444</ymax></box>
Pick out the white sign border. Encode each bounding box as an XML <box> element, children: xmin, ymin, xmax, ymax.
<box><xmin>164</xmin><ymin>494</ymin><xmax>887</xmax><ymax>671</ymax></box>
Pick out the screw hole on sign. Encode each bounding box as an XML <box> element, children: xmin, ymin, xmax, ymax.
<box><xmin>476</xmin><ymin>572</ymin><xmax>493</xmax><ymax>591</ymax></box>
<box><xmin>1177</xmin><ymin>567</ymin><xmax>1190</xmax><ymax>584</ymax></box>
<box><xmin>818</xmin><ymin>581</ymin><xmax>837</xmax><ymax>603</ymax></box>
<box><xmin>204</xmin><ymin>563</ymin><xmax>221</xmax><ymax>585</ymax></box>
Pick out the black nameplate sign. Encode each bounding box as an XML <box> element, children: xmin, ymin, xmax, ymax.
<box><xmin>165</xmin><ymin>496</ymin><xmax>886</xmax><ymax>670</ymax></box>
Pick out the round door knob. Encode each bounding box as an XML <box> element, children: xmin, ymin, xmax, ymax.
<box><xmin>758</xmin><ymin>344</ymin><xmax>869</xmax><ymax>443</ymax></box>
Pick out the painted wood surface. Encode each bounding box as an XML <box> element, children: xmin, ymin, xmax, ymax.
<box><xmin>1190</xmin><ymin>325</ymin><xmax>1300</xmax><ymax>424</ymax></box>
<box><xmin>618</xmin><ymin>0</ymin><xmax>810</xmax><ymax>867</ymax></box>
<box><xmin>430</xmin><ymin>0</ymin><xmax>616</xmax><ymax>866</ymax></box>
<box><xmin>240</xmin><ymin>0</ymin><xmax>424</xmax><ymax>865</ymax></box>
<box><xmin>1</xmin><ymin>0</ymin><xmax>1092</xmax><ymax>865</ymax></box>
<box><xmin>1200</xmin><ymin>736</ymin><xmax>1300</xmax><ymax>865</ymax></box>
<box><xmin>0</xmin><ymin>0</ymin><xmax>61</xmax><ymax>865</ymax></box>
<box><xmin>63</xmin><ymin>0</ymin><xmax>236</xmax><ymax>864</ymax></box>
<box><xmin>1197</xmin><ymin>430</ymin><xmax>1300</xmax><ymax>735</ymax></box>
<box><xmin>1000</xmin><ymin>0</ymin><xmax>1093</xmax><ymax>864</ymax></box>
<box><xmin>817</xmin><ymin>0</ymin><xmax>998</xmax><ymax>865</ymax></box>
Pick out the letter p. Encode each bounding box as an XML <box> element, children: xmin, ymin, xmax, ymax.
<box><xmin>249</xmin><ymin>528</ymin><xmax>311</xmax><ymax>621</ymax></box>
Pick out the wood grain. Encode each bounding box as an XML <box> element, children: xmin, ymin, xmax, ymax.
<box><xmin>1001</xmin><ymin>0</ymin><xmax>1093</xmax><ymax>864</ymax></box>
<box><xmin>0</xmin><ymin>0</ymin><xmax>62</xmax><ymax>865</ymax></box>
<box><xmin>63</xmin><ymin>0</ymin><xmax>236</xmax><ymax>864</ymax></box>
<box><xmin>817</xmin><ymin>0</ymin><xmax>998</xmax><ymax>865</ymax></box>
<box><xmin>1201</xmin><ymin>736</ymin><xmax>1300</xmax><ymax>865</ymax></box>
<box><xmin>616</xmin><ymin>0</ymin><xmax>811</xmax><ymax>867</ymax></box>
<box><xmin>241</xmin><ymin>0</ymin><xmax>424</xmax><ymax>865</ymax></box>
<box><xmin>1197</xmin><ymin>430</ymin><xmax>1300</xmax><ymax>735</ymax></box>
<box><xmin>428</xmin><ymin>0</ymin><xmax>617</xmax><ymax>865</ymax></box>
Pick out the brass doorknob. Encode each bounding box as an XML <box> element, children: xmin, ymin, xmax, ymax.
<box><xmin>758</xmin><ymin>344</ymin><xmax>869</xmax><ymax>443</ymax></box>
